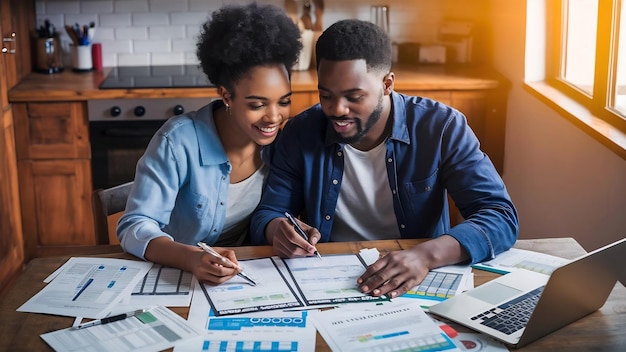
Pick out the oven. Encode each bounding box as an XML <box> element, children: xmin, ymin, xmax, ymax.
<box><xmin>89</xmin><ymin>65</ymin><xmax>214</xmax><ymax>190</ymax></box>
<box><xmin>88</xmin><ymin>98</ymin><xmax>209</xmax><ymax>189</ymax></box>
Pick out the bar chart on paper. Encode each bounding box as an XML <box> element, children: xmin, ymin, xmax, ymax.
<box><xmin>199</xmin><ymin>311</ymin><xmax>315</xmax><ymax>352</ymax></box>
<box><xmin>202</xmin><ymin>340</ymin><xmax>298</xmax><ymax>352</ymax></box>
<box><xmin>354</xmin><ymin>331</ymin><xmax>456</xmax><ymax>352</ymax></box>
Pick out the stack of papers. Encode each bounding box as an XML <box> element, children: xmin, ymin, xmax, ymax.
<box><xmin>19</xmin><ymin>248</ymin><xmax>501</xmax><ymax>352</ymax></box>
<box><xmin>198</xmin><ymin>254</ymin><xmax>392</xmax><ymax>317</ymax></box>
<box><xmin>179</xmin><ymin>251</ymin><xmax>476</xmax><ymax>351</ymax></box>
<box><xmin>40</xmin><ymin>306</ymin><xmax>201</xmax><ymax>352</ymax></box>
<box><xmin>18</xmin><ymin>257</ymin><xmax>153</xmax><ymax>319</ymax></box>
<box><xmin>17</xmin><ymin>257</ymin><xmax>202</xmax><ymax>352</ymax></box>
<box><xmin>309</xmin><ymin>301</ymin><xmax>462</xmax><ymax>352</ymax></box>
<box><xmin>472</xmin><ymin>248</ymin><xmax>570</xmax><ymax>275</ymax></box>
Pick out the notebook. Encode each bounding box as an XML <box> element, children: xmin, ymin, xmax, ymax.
<box><xmin>429</xmin><ymin>237</ymin><xmax>626</xmax><ymax>348</ymax></box>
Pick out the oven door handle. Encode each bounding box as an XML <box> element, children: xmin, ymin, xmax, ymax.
<box><xmin>102</xmin><ymin>128</ymin><xmax>157</xmax><ymax>138</ymax></box>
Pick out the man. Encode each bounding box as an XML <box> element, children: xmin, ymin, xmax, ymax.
<box><xmin>250</xmin><ymin>19</ymin><xmax>518</xmax><ymax>298</ymax></box>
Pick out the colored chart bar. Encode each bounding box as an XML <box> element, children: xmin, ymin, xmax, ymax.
<box><xmin>202</xmin><ymin>340</ymin><xmax>298</xmax><ymax>352</ymax></box>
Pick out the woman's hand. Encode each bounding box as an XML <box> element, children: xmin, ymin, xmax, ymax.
<box><xmin>145</xmin><ymin>237</ymin><xmax>241</xmax><ymax>285</ymax></box>
<box><xmin>192</xmin><ymin>246</ymin><xmax>241</xmax><ymax>285</ymax></box>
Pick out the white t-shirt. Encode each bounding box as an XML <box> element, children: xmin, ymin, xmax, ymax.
<box><xmin>331</xmin><ymin>142</ymin><xmax>400</xmax><ymax>241</ymax></box>
<box><xmin>217</xmin><ymin>163</ymin><xmax>268</xmax><ymax>246</ymax></box>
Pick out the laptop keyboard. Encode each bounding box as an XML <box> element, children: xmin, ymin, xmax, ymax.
<box><xmin>470</xmin><ymin>286</ymin><xmax>545</xmax><ymax>335</ymax></box>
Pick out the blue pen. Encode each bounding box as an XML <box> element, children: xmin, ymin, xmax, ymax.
<box><xmin>72</xmin><ymin>278</ymin><xmax>93</xmax><ymax>301</ymax></box>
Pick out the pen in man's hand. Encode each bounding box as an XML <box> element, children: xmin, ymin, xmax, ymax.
<box><xmin>197</xmin><ymin>242</ymin><xmax>257</xmax><ymax>286</ymax></box>
<box><xmin>71</xmin><ymin>309</ymin><xmax>146</xmax><ymax>330</ymax></box>
<box><xmin>284</xmin><ymin>212</ymin><xmax>322</xmax><ymax>260</ymax></box>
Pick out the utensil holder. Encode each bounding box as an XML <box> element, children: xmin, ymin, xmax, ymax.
<box><xmin>71</xmin><ymin>44</ymin><xmax>92</xmax><ymax>72</ymax></box>
<box><xmin>293</xmin><ymin>29</ymin><xmax>314</xmax><ymax>71</ymax></box>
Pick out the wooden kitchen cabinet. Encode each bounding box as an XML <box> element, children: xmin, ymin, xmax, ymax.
<box><xmin>0</xmin><ymin>0</ymin><xmax>33</xmax><ymax>295</ymax></box>
<box><xmin>13</xmin><ymin>102</ymin><xmax>94</xmax><ymax>259</ymax></box>
<box><xmin>0</xmin><ymin>74</ymin><xmax>24</xmax><ymax>296</ymax></box>
<box><xmin>0</xmin><ymin>0</ymin><xmax>35</xmax><ymax>90</ymax></box>
<box><xmin>398</xmin><ymin>89</ymin><xmax>505</xmax><ymax>174</ymax></box>
<box><xmin>290</xmin><ymin>92</ymin><xmax>318</xmax><ymax>116</ymax></box>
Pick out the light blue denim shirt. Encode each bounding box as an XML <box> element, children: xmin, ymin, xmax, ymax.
<box><xmin>251</xmin><ymin>92</ymin><xmax>519</xmax><ymax>264</ymax></box>
<box><xmin>117</xmin><ymin>100</ymin><xmax>270</xmax><ymax>259</ymax></box>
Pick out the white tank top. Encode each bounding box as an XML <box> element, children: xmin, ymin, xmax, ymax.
<box><xmin>331</xmin><ymin>142</ymin><xmax>400</xmax><ymax>241</ymax></box>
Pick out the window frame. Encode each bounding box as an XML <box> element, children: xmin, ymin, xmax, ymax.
<box><xmin>524</xmin><ymin>0</ymin><xmax>626</xmax><ymax>159</ymax></box>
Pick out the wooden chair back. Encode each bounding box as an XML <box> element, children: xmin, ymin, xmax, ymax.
<box><xmin>92</xmin><ymin>182</ymin><xmax>133</xmax><ymax>245</ymax></box>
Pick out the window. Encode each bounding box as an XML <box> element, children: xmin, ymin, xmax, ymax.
<box><xmin>525</xmin><ymin>0</ymin><xmax>626</xmax><ymax>158</ymax></box>
<box><xmin>560</xmin><ymin>0</ymin><xmax>598</xmax><ymax>96</ymax></box>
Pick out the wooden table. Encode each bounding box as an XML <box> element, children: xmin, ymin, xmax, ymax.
<box><xmin>1</xmin><ymin>238</ymin><xmax>624</xmax><ymax>351</ymax></box>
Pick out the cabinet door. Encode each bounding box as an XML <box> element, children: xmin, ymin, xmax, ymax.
<box><xmin>13</xmin><ymin>102</ymin><xmax>90</xmax><ymax>160</ymax></box>
<box><xmin>0</xmin><ymin>0</ymin><xmax>35</xmax><ymax>89</ymax></box>
<box><xmin>18</xmin><ymin>160</ymin><xmax>95</xmax><ymax>259</ymax></box>
<box><xmin>0</xmin><ymin>74</ymin><xmax>24</xmax><ymax>294</ymax></box>
<box><xmin>399</xmin><ymin>89</ymin><xmax>503</xmax><ymax>174</ymax></box>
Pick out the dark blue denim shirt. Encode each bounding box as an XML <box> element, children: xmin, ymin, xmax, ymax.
<box><xmin>250</xmin><ymin>92</ymin><xmax>518</xmax><ymax>264</ymax></box>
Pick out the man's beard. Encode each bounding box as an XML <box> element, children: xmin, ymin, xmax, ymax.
<box><xmin>331</xmin><ymin>94</ymin><xmax>384</xmax><ymax>145</ymax></box>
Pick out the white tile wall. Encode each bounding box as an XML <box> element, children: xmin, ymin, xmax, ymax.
<box><xmin>35</xmin><ymin>0</ymin><xmax>487</xmax><ymax>67</ymax></box>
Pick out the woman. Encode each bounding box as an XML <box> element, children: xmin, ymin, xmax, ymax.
<box><xmin>117</xmin><ymin>3</ymin><xmax>302</xmax><ymax>284</ymax></box>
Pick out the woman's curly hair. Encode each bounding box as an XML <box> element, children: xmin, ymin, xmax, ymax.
<box><xmin>196</xmin><ymin>3</ymin><xmax>303</xmax><ymax>95</ymax></box>
<box><xmin>315</xmin><ymin>19</ymin><xmax>392</xmax><ymax>73</ymax></box>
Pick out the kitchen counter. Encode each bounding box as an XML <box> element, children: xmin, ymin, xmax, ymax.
<box><xmin>7</xmin><ymin>64</ymin><xmax>506</xmax><ymax>102</ymax></box>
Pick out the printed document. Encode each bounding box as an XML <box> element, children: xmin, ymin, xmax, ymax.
<box><xmin>282</xmin><ymin>254</ymin><xmax>389</xmax><ymax>306</ymax></box>
<box><xmin>18</xmin><ymin>257</ymin><xmax>152</xmax><ymax>319</ymax></box>
<box><xmin>41</xmin><ymin>306</ymin><xmax>201</xmax><ymax>352</ymax></box>
<box><xmin>200</xmin><ymin>257</ymin><xmax>304</xmax><ymax>316</ymax></box>
<box><xmin>126</xmin><ymin>264</ymin><xmax>196</xmax><ymax>307</ymax></box>
<box><xmin>309</xmin><ymin>301</ymin><xmax>461</xmax><ymax>352</ymax></box>
<box><xmin>45</xmin><ymin>260</ymin><xmax>196</xmax><ymax>308</ymax></box>
<box><xmin>472</xmin><ymin>248</ymin><xmax>570</xmax><ymax>275</ymax></box>
<box><xmin>179</xmin><ymin>282</ymin><xmax>316</xmax><ymax>351</ymax></box>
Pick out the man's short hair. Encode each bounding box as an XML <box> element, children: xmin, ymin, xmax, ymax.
<box><xmin>315</xmin><ymin>19</ymin><xmax>392</xmax><ymax>73</ymax></box>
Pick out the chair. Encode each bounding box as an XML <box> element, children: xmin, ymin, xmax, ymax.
<box><xmin>92</xmin><ymin>181</ymin><xmax>133</xmax><ymax>245</ymax></box>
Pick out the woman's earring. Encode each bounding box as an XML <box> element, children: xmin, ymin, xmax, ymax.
<box><xmin>225</xmin><ymin>104</ymin><xmax>231</xmax><ymax>115</ymax></box>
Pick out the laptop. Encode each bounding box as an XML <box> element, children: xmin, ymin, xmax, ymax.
<box><xmin>429</xmin><ymin>237</ymin><xmax>626</xmax><ymax>348</ymax></box>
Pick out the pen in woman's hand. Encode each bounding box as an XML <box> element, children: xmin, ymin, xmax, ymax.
<box><xmin>197</xmin><ymin>242</ymin><xmax>257</xmax><ymax>286</ymax></box>
<box><xmin>284</xmin><ymin>212</ymin><xmax>322</xmax><ymax>260</ymax></box>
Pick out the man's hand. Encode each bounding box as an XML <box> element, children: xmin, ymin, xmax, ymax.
<box><xmin>266</xmin><ymin>217</ymin><xmax>321</xmax><ymax>258</ymax></box>
<box><xmin>357</xmin><ymin>235</ymin><xmax>469</xmax><ymax>298</ymax></box>
<box><xmin>357</xmin><ymin>247</ymin><xmax>430</xmax><ymax>298</ymax></box>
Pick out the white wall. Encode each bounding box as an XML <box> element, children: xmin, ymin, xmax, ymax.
<box><xmin>490</xmin><ymin>0</ymin><xmax>626</xmax><ymax>251</ymax></box>
<box><xmin>35</xmin><ymin>0</ymin><xmax>488</xmax><ymax>67</ymax></box>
